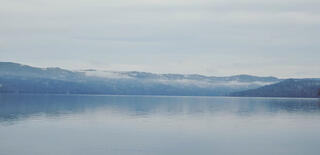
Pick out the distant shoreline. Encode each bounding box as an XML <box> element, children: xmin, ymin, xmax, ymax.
<box><xmin>1</xmin><ymin>92</ymin><xmax>319</xmax><ymax>100</ymax></box>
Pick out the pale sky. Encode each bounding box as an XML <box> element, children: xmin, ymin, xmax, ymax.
<box><xmin>1</xmin><ymin>0</ymin><xmax>320</xmax><ymax>78</ymax></box>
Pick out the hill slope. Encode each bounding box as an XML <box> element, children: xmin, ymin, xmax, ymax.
<box><xmin>0</xmin><ymin>62</ymin><xmax>281</xmax><ymax>96</ymax></box>
<box><xmin>230</xmin><ymin>79</ymin><xmax>320</xmax><ymax>98</ymax></box>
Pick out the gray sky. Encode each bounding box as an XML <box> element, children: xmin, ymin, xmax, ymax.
<box><xmin>1</xmin><ymin>0</ymin><xmax>320</xmax><ymax>78</ymax></box>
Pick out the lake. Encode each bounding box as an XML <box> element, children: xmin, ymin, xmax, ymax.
<box><xmin>0</xmin><ymin>94</ymin><xmax>320</xmax><ymax>155</ymax></box>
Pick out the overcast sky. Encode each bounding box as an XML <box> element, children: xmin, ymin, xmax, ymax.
<box><xmin>1</xmin><ymin>0</ymin><xmax>319</xmax><ymax>78</ymax></box>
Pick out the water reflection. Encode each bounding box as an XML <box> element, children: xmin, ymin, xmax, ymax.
<box><xmin>1</xmin><ymin>94</ymin><xmax>320</xmax><ymax>155</ymax></box>
<box><xmin>1</xmin><ymin>94</ymin><xmax>320</xmax><ymax>124</ymax></box>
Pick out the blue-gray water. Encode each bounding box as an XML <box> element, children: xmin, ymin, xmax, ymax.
<box><xmin>1</xmin><ymin>94</ymin><xmax>320</xmax><ymax>155</ymax></box>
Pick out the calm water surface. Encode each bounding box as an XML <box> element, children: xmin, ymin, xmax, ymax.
<box><xmin>1</xmin><ymin>94</ymin><xmax>320</xmax><ymax>155</ymax></box>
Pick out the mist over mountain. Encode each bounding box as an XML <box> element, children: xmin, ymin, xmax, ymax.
<box><xmin>0</xmin><ymin>62</ymin><xmax>281</xmax><ymax>96</ymax></box>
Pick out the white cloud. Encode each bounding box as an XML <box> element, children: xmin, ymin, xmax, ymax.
<box><xmin>0</xmin><ymin>0</ymin><xmax>319</xmax><ymax>78</ymax></box>
<box><xmin>83</xmin><ymin>70</ymin><xmax>132</xmax><ymax>79</ymax></box>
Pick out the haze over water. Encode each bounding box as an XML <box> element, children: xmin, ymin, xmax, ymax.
<box><xmin>1</xmin><ymin>94</ymin><xmax>320</xmax><ymax>155</ymax></box>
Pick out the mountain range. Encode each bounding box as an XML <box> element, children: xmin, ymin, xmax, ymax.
<box><xmin>231</xmin><ymin>79</ymin><xmax>320</xmax><ymax>98</ymax></box>
<box><xmin>0</xmin><ymin>62</ymin><xmax>319</xmax><ymax>98</ymax></box>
